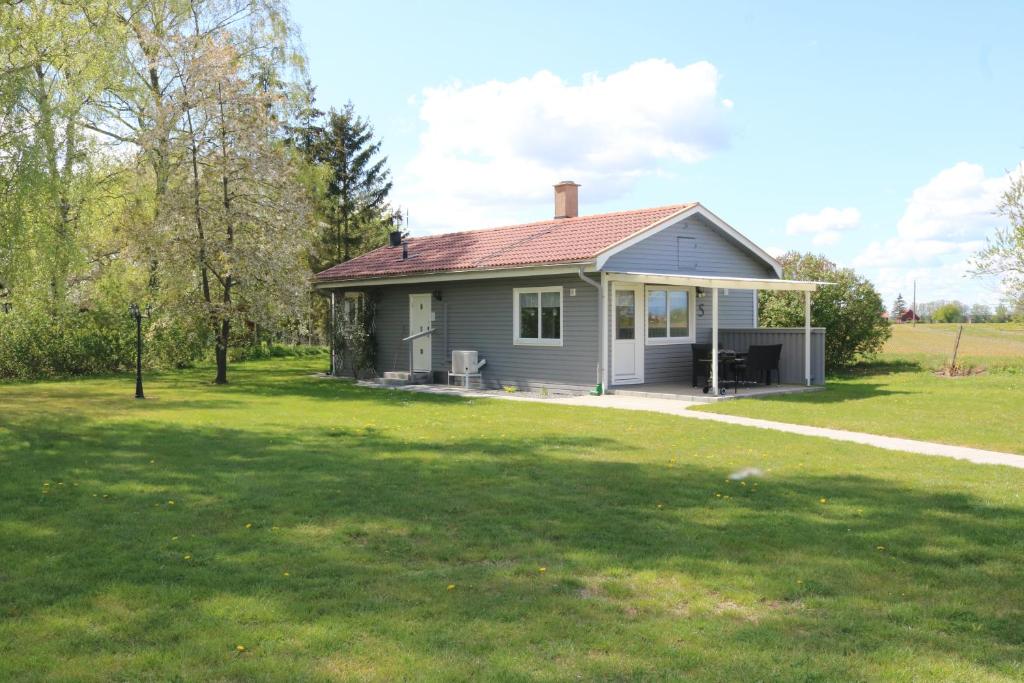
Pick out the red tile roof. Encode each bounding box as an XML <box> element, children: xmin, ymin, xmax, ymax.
<box><xmin>314</xmin><ymin>204</ymin><xmax>695</xmax><ymax>282</ymax></box>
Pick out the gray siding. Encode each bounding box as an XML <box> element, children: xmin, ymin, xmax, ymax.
<box><xmin>719</xmin><ymin>328</ymin><xmax>826</xmax><ymax>386</ymax></box>
<box><xmin>603</xmin><ymin>215</ymin><xmax>775</xmax><ymax>386</ymax></box>
<box><xmin>603</xmin><ymin>215</ymin><xmax>777</xmax><ymax>279</ymax></box>
<box><xmin>338</xmin><ymin>274</ymin><xmax>600</xmax><ymax>392</ymax></box>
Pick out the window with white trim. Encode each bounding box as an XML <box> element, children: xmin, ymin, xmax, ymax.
<box><xmin>645</xmin><ymin>286</ymin><xmax>694</xmax><ymax>344</ymax></box>
<box><xmin>513</xmin><ymin>286</ymin><xmax>562</xmax><ymax>346</ymax></box>
<box><xmin>340</xmin><ymin>292</ymin><xmax>365</xmax><ymax>322</ymax></box>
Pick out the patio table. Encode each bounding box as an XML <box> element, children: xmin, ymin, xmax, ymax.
<box><xmin>697</xmin><ymin>350</ymin><xmax>747</xmax><ymax>395</ymax></box>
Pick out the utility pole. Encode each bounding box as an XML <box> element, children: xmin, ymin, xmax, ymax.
<box><xmin>912</xmin><ymin>280</ymin><xmax>917</xmax><ymax>326</ymax></box>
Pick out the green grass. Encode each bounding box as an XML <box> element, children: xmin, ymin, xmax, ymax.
<box><xmin>882</xmin><ymin>322</ymin><xmax>1024</xmax><ymax>367</ymax></box>
<box><xmin>696</xmin><ymin>324</ymin><xmax>1024</xmax><ymax>454</ymax></box>
<box><xmin>2</xmin><ymin>357</ymin><xmax>1024</xmax><ymax>681</ymax></box>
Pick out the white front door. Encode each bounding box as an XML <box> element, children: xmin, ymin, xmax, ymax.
<box><xmin>612</xmin><ymin>284</ymin><xmax>643</xmax><ymax>384</ymax></box>
<box><xmin>409</xmin><ymin>293</ymin><xmax>432</xmax><ymax>372</ymax></box>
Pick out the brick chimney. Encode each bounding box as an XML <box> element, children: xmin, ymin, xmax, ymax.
<box><xmin>553</xmin><ymin>181</ymin><xmax>580</xmax><ymax>219</ymax></box>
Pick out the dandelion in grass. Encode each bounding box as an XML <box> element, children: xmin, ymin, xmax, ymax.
<box><xmin>168</xmin><ymin>500</ymin><xmax>175</xmax><ymax>505</ymax></box>
<box><xmin>183</xmin><ymin>554</ymin><xmax>192</xmax><ymax>561</ymax></box>
<box><xmin>539</xmin><ymin>567</ymin><xmax>547</xmax><ymax>573</ymax></box>
<box><xmin>245</xmin><ymin>523</ymin><xmax>252</xmax><ymax>529</ymax></box>
<box><xmin>447</xmin><ymin>584</ymin><xmax>456</xmax><ymax>591</ymax></box>
<box><xmin>236</xmin><ymin>645</ymin><xmax>246</xmax><ymax>652</ymax></box>
<box><xmin>819</xmin><ymin>498</ymin><xmax>827</xmax><ymax>504</ymax></box>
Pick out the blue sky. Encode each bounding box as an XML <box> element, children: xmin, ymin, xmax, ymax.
<box><xmin>290</xmin><ymin>0</ymin><xmax>1024</xmax><ymax>307</ymax></box>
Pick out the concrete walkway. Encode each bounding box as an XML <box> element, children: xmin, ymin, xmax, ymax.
<box><xmin>380</xmin><ymin>383</ymin><xmax>1024</xmax><ymax>469</ymax></box>
<box><xmin>545</xmin><ymin>394</ymin><xmax>1024</xmax><ymax>469</ymax></box>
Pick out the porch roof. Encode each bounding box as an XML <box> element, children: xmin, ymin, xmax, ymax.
<box><xmin>604</xmin><ymin>272</ymin><xmax>827</xmax><ymax>292</ymax></box>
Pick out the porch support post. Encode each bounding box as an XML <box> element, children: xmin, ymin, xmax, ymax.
<box><xmin>711</xmin><ymin>287</ymin><xmax>719</xmax><ymax>394</ymax></box>
<box><xmin>599</xmin><ymin>272</ymin><xmax>609</xmax><ymax>391</ymax></box>
<box><xmin>804</xmin><ymin>289</ymin><xmax>812</xmax><ymax>386</ymax></box>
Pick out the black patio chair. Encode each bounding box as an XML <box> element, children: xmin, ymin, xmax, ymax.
<box><xmin>743</xmin><ymin>344</ymin><xmax>782</xmax><ymax>386</ymax></box>
<box><xmin>691</xmin><ymin>343</ymin><xmax>711</xmax><ymax>388</ymax></box>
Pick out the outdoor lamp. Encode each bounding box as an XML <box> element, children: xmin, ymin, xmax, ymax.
<box><xmin>129</xmin><ymin>303</ymin><xmax>152</xmax><ymax>399</ymax></box>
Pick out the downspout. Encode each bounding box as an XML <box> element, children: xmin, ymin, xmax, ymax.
<box><xmin>578</xmin><ymin>267</ymin><xmax>604</xmax><ymax>395</ymax></box>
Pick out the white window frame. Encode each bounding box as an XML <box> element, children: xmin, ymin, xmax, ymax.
<box><xmin>341</xmin><ymin>291</ymin><xmax>366</xmax><ymax>322</ymax></box>
<box><xmin>644</xmin><ymin>285</ymin><xmax>696</xmax><ymax>345</ymax></box>
<box><xmin>513</xmin><ymin>286</ymin><xmax>563</xmax><ymax>347</ymax></box>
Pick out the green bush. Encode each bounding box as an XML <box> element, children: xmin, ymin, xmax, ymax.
<box><xmin>0</xmin><ymin>302</ymin><xmax>134</xmax><ymax>379</ymax></box>
<box><xmin>932</xmin><ymin>302</ymin><xmax>966</xmax><ymax>323</ymax></box>
<box><xmin>146</xmin><ymin>313</ymin><xmax>211</xmax><ymax>369</ymax></box>
<box><xmin>759</xmin><ymin>252</ymin><xmax>891</xmax><ymax>371</ymax></box>
<box><xmin>228</xmin><ymin>341</ymin><xmax>327</xmax><ymax>362</ymax></box>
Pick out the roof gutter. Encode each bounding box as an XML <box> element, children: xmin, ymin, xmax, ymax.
<box><xmin>577</xmin><ymin>267</ymin><xmax>604</xmax><ymax>396</ymax></box>
<box><xmin>313</xmin><ymin>262</ymin><xmax>594</xmax><ymax>289</ymax></box>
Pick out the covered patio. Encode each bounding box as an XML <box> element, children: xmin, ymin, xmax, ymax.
<box><xmin>600</xmin><ymin>272</ymin><xmax>826</xmax><ymax>397</ymax></box>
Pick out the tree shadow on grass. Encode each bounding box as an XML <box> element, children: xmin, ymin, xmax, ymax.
<box><xmin>835</xmin><ymin>358</ymin><xmax>926</xmax><ymax>378</ymax></box>
<box><xmin>2</xmin><ymin>402</ymin><xmax>1024</xmax><ymax>680</ymax></box>
<box><xmin>746</xmin><ymin>381</ymin><xmax>914</xmax><ymax>406</ymax></box>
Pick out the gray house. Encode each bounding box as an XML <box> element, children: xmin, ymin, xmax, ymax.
<box><xmin>314</xmin><ymin>182</ymin><xmax>825</xmax><ymax>396</ymax></box>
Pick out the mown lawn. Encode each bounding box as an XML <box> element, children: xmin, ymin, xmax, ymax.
<box><xmin>697</xmin><ymin>324</ymin><xmax>1024</xmax><ymax>454</ymax></box>
<box><xmin>2</xmin><ymin>357</ymin><xmax>1023</xmax><ymax>681</ymax></box>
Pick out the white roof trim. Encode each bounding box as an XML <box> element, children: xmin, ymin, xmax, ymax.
<box><xmin>594</xmin><ymin>204</ymin><xmax>783</xmax><ymax>278</ymax></box>
<box><xmin>606</xmin><ymin>272</ymin><xmax>826</xmax><ymax>292</ymax></box>
<box><xmin>313</xmin><ymin>263</ymin><xmax>593</xmax><ymax>289</ymax></box>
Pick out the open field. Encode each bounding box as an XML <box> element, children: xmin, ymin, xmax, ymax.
<box><xmin>882</xmin><ymin>322</ymin><xmax>1024</xmax><ymax>368</ymax></box>
<box><xmin>697</xmin><ymin>324</ymin><xmax>1024</xmax><ymax>454</ymax></box>
<box><xmin>2</xmin><ymin>357</ymin><xmax>1024</xmax><ymax>681</ymax></box>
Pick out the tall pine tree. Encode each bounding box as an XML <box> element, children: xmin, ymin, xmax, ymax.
<box><xmin>301</xmin><ymin>102</ymin><xmax>394</xmax><ymax>271</ymax></box>
<box><xmin>891</xmin><ymin>293</ymin><xmax>907</xmax><ymax>319</ymax></box>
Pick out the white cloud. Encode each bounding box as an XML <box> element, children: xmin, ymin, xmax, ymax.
<box><xmin>851</xmin><ymin>161</ymin><xmax>1021</xmax><ymax>305</ymax></box>
<box><xmin>396</xmin><ymin>59</ymin><xmax>734</xmax><ymax>232</ymax></box>
<box><xmin>898</xmin><ymin>162</ymin><xmax>1010</xmax><ymax>241</ymax></box>
<box><xmin>853</xmin><ymin>237</ymin><xmax>986</xmax><ymax>268</ymax></box>
<box><xmin>785</xmin><ymin>207</ymin><xmax>860</xmax><ymax>246</ymax></box>
<box><xmin>853</xmin><ymin>161</ymin><xmax>1019</xmax><ymax>270</ymax></box>
<box><xmin>870</xmin><ymin>261</ymin><xmax>1006</xmax><ymax>307</ymax></box>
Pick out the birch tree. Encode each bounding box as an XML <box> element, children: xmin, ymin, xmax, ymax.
<box><xmin>0</xmin><ymin>0</ymin><xmax>120</xmax><ymax>300</ymax></box>
<box><xmin>154</xmin><ymin>1</ymin><xmax>310</xmax><ymax>384</ymax></box>
<box><xmin>972</xmin><ymin>171</ymin><xmax>1024</xmax><ymax>298</ymax></box>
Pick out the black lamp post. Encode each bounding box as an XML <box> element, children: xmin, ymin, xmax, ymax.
<box><xmin>129</xmin><ymin>303</ymin><xmax>151</xmax><ymax>399</ymax></box>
